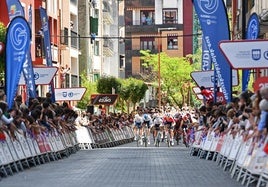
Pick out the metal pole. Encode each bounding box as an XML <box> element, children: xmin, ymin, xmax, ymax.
<box><xmin>158</xmin><ymin>32</ymin><xmax>161</xmax><ymax>109</ymax></box>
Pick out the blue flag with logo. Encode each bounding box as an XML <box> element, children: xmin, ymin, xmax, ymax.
<box><xmin>5</xmin><ymin>16</ymin><xmax>31</xmax><ymax>109</ymax></box>
<box><xmin>193</xmin><ymin>0</ymin><xmax>232</xmax><ymax>102</ymax></box>
<box><xmin>5</xmin><ymin>0</ymin><xmax>25</xmax><ymax>20</ymax></box>
<box><xmin>243</xmin><ymin>13</ymin><xmax>259</xmax><ymax>91</ymax></box>
<box><xmin>6</xmin><ymin>1</ymin><xmax>37</xmax><ymax>101</ymax></box>
<box><xmin>39</xmin><ymin>7</ymin><xmax>55</xmax><ymax>102</ymax></box>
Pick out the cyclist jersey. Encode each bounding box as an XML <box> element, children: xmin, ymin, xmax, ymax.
<box><xmin>134</xmin><ymin>114</ymin><xmax>142</xmax><ymax>123</ymax></box>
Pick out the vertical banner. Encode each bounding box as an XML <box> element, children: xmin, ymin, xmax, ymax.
<box><xmin>5</xmin><ymin>16</ymin><xmax>31</xmax><ymax>109</ymax></box>
<box><xmin>6</xmin><ymin>1</ymin><xmax>37</xmax><ymax>101</ymax></box>
<box><xmin>193</xmin><ymin>0</ymin><xmax>232</xmax><ymax>102</ymax></box>
<box><xmin>39</xmin><ymin>7</ymin><xmax>55</xmax><ymax>102</ymax></box>
<box><xmin>23</xmin><ymin>4</ymin><xmax>37</xmax><ymax>99</ymax></box>
<box><xmin>5</xmin><ymin>0</ymin><xmax>25</xmax><ymax>20</ymax></box>
<box><xmin>201</xmin><ymin>37</ymin><xmax>212</xmax><ymax>71</ymax></box>
<box><xmin>242</xmin><ymin>13</ymin><xmax>259</xmax><ymax>91</ymax></box>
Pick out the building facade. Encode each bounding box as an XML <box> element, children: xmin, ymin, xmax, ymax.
<box><xmin>124</xmin><ymin>0</ymin><xmax>193</xmax><ymax>78</ymax></box>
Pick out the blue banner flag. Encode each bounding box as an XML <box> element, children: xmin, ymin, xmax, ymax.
<box><xmin>39</xmin><ymin>7</ymin><xmax>55</xmax><ymax>102</ymax></box>
<box><xmin>24</xmin><ymin>4</ymin><xmax>37</xmax><ymax>99</ymax></box>
<box><xmin>242</xmin><ymin>13</ymin><xmax>259</xmax><ymax>91</ymax></box>
<box><xmin>5</xmin><ymin>16</ymin><xmax>31</xmax><ymax>109</ymax></box>
<box><xmin>5</xmin><ymin>0</ymin><xmax>25</xmax><ymax>20</ymax></box>
<box><xmin>193</xmin><ymin>0</ymin><xmax>232</xmax><ymax>102</ymax></box>
<box><xmin>202</xmin><ymin>37</ymin><xmax>212</xmax><ymax>71</ymax></box>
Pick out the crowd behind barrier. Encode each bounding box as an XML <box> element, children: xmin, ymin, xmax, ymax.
<box><xmin>0</xmin><ymin>91</ymin><xmax>135</xmax><ymax>180</ymax></box>
<box><xmin>188</xmin><ymin>87</ymin><xmax>268</xmax><ymax>187</ymax></box>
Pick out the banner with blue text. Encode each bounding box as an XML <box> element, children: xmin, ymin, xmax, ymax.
<box><xmin>39</xmin><ymin>7</ymin><xmax>55</xmax><ymax>102</ymax></box>
<box><xmin>193</xmin><ymin>0</ymin><xmax>232</xmax><ymax>102</ymax></box>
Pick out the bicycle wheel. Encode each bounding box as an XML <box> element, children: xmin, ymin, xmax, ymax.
<box><xmin>166</xmin><ymin>133</ymin><xmax>171</xmax><ymax>147</ymax></box>
<box><xmin>136</xmin><ymin>135</ymin><xmax>140</xmax><ymax>147</ymax></box>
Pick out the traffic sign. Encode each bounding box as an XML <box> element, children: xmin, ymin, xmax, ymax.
<box><xmin>19</xmin><ymin>66</ymin><xmax>58</xmax><ymax>85</ymax></box>
<box><xmin>55</xmin><ymin>87</ymin><xmax>86</xmax><ymax>101</ymax></box>
<box><xmin>191</xmin><ymin>70</ymin><xmax>238</xmax><ymax>88</ymax></box>
<box><xmin>219</xmin><ymin>40</ymin><xmax>268</xmax><ymax>69</ymax></box>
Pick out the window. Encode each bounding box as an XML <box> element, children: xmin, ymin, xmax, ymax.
<box><xmin>140</xmin><ymin>37</ymin><xmax>155</xmax><ymax>50</ymax></box>
<box><xmin>94</xmin><ymin>41</ymin><xmax>99</xmax><ymax>56</ymax></box>
<box><xmin>167</xmin><ymin>34</ymin><xmax>178</xmax><ymax>50</ymax></box>
<box><xmin>163</xmin><ymin>9</ymin><xmax>177</xmax><ymax>24</ymax></box>
<box><xmin>140</xmin><ymin>11</ymin><xmax>155</xmax><ymax>25</ymax></box>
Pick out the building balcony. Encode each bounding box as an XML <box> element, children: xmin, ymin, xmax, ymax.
<box><xmin>103</xmin><ymin>11</ymin><xmax>113</xmax><ymax>24</ymax></box>
<box><xmin>126</xmin><ymin>46</ymin><xmax>158</xmax><ymax>56</ymax></box>
<box><xmin>103</xmin><ymin>38</ymin><xmax>114</xmax><ymax>57</ymax></box>
<box><xmin>125</xmin><ymin>0</ymin><xmax>154</xmax><ymax>8</ymax></box>
<box><xmin>71</xmin><ymin>30</ymin><xmax>80</xmax><ymax>49</ymax></box>
<box><xmin>126</xmin><ymin>23</ymin><xmax>183</xmax><ymax>33</ymax></box>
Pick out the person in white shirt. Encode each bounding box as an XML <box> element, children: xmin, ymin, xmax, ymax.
<box><xmin>133</xmin><ymin>111</ymin><xmax>143</xmax><ymax>140</ymax></box>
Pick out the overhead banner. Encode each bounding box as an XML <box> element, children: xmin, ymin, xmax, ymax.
<box><xmin>243</xmin><ymin>13</ymin><xmax>259</xmax><ymax>91</ymax></box>
<box><xmin>5</xmin><ymin>16</ymin><xmax>31</xmax><ymax>108</ymax></box>
<box><xmin>193</xmin><ymin>0</ymin><xmax>232</xmax><ymax>102</ymax></box>
<box><xmin>40</xmin><ymin>7</ymin><xmax>55</xmax><ymax>102</ymax></box>
<box><xmin>5</xmin><ymin>0</ymin><xmax>25</xmax><ymax>20</ymax></box>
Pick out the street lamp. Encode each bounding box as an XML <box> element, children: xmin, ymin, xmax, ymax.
<box><xmin>157</xmin><ymin>27</ymin><xmax>176</xmax><ymax>109</ymax></box>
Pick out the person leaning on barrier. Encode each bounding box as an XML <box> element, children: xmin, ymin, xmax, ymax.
<box><xmin>0</xmin><ymin>101</ymin><xmax>20</xmax><ymax>140</ymax></box>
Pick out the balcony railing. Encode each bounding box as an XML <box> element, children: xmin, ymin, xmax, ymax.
<box><xmin>71</xmin><ymin>30</ymin><xmax>80</xmax><ymax>49</ymax></box>
<box><xmin>125</xmin><ymin>0</ymin><xmax>154</xmax><ymax>8</ymax></box>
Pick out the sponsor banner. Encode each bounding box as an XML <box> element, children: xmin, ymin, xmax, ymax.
<box><xmin>40</xmin><ymin>7</ymin><xmax>55</xmax><ymax>102</ymax></box>
<box><xmin>91</xmin><ymin>94</ymin><xmax>118</xmax><ymax>105</ymax></box>
<box><xmin>193</xmin><ymin>0</ymin><xmax>232</xmax><ymax>102</ymax></box>
<box><xmin>253</xmin><ymin>77</ymin><xmax>268</xmax><ymax>92</ymax></box>
<box><xmin>5</xmin><ymin>16</ymin><xmax>31</xmax><ymax>109</ymax></box>
<box><xmin>5</xmin><ymin>0</ymin><xmax>25</xmax><ymax>20</ymax></box>
<box><xmin>243</xmin><ymin>13</ymin><xmax>260</xmax><ymax>91</ymax></box>
<box><xmin>219</xmin><ymin>40</ymin><xmax>268</xmax><ymax>69</ymax></box>
<box><xmin>19</xmin><ymin>67</ymin><xmax>58</xmax><ymax>85</ymax></box>
<box><xmin>191</xmin><ymin>69</ymin><xmax>238</xmax><ymax>88</ymax></box>
<box><xmin>55</xmin><ymin>87</ymin><xmax>86</xmax><ymax>101</ymax></box>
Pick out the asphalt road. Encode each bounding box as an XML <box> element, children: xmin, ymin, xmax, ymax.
<box><xmin>0</xmin><ymin>137</ymin><xmax>243</xmax><ymax>187</ymax></box>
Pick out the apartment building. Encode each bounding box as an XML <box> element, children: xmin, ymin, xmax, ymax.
<box><xmin>124</xmin><ymin>0</ymin><xmax>193</xmax><ymax>78</ymax></box>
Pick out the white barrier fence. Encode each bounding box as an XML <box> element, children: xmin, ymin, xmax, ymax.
<box><xmin>75</xmin><ymin>126</ymin><xmax>135</xmax><ymax>149</ymax></box>
<box><xmin>0</xmin><ymin>129</ymin><xmax>79</xmax><ymax>179</ymax></box>
<box><xmin>190</xmin><ymin>129</ymin><xmax>268</xmax><ymax>187</ymax></box>
<box><xmin>0</xmin><ymin>124</ymin><xmax>134</xmax><ymax>180</ymax></box>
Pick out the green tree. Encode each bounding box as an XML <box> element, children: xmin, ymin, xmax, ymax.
<box><xmin>140</xmin><ymin>50</ymin><xmax>194</xmax><ymax>106</ymax></box>
<box><xmin>97</xmin><ymin>76</ymin><xmax>121</xmax><ymax>94</ymax></box>
<box><xmin>128</xmin><ymin>78</ymin><xmax>148</xmax><ymax>111</ymax></box>
<box><xmin>77</xmin><ymin>74</ymin><xmax>97</xmax><ymax>109</ymax></box>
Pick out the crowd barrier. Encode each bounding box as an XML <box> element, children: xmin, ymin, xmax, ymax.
<box><xmin>0</xmin><ymin>128</ymin><xmax>80</xmax><ymax>180</ymax></box>
<box><xmin>189</xmin><ymin>128</ymin><xmax>268</xmax><ymax>187</ymax></box>
<box><xmin>75</xmin><ymin>125</ymin><xmax>135</xmax><ymax>149</ymax></box>
<box><xmin>0</xmin><ymin>124</ymin><xmax>135</xmax><ymax>180</ymax></box>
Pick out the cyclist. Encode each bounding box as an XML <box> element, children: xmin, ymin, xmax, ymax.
<box><xmin>142</xmin><ymin>110</ymin><xmax>152</xmax><ymax>145</ymax></box>
<box><xmin>152</xmin><ymin>113</ymin><xmax>163</xmax><ymax>146</ymax></box>
<box><xmin>163</xmin><ymin>112</ymin><xmax>175</xmax><ymax>145</ymax></box>
<box><xmin>133</xmin><ymin>110</ymin><xmax>143</xmax><ymax>141</ymax></box>
<box><xmin>180</xmin><ymin>114</ymin><xmax>191</xmax><ymax>147</ymax></box>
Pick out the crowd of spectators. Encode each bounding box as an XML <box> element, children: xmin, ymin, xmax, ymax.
<box><xmin>0</xmin><ymin>90</ymin><xmax>78</xmax><ymax>142</ymax></box>
<box><xmin>193</xmin><ymin>86</ymin><xmax>268</xmax><ymax>149</ymax></box>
